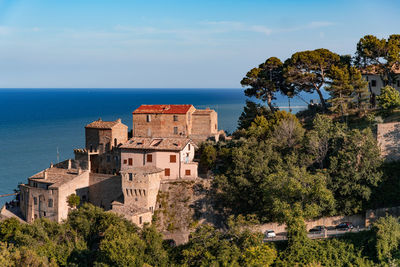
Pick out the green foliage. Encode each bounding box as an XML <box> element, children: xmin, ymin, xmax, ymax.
<box><xmin>326</xmin><ymin>65</ymin><xmax>354</xmax><ymax>117</ymax></box>
<box><xmin>237</xmin><ymin>100</ymin><xmax>270</xmax><ymax>130</ymax></box>
<box><xmin>372</xmin><ymin>216</ymin><xmax>400</xmax><ymax>262</ymax></box>
<box><xmin>66</xmin><ymin>194</ymin><xmax>80</xmax><ymax>209</ymax></box>
<box><xmin>355</xmin><ymin>34</ymin><xmax>400</xmax><ymax>86</ymax></box>
<box><xmin>284</xmin><ymin>48</ymin><xmax>340</xmax><ymax>110</ymax></box>
<box><xmin>179</xmin><ymin>224</ymin><xmax>277</xmax><ymax>267</ymax></box>
<box><xmin>241</xmin><ymin>57</ymin><xmax>284</xmax><ymax>111</ymax></box>
<box><xmin>199</xmin><ymin>143</ymin><xmax>217</xmax><ymax>173</ymax></box>
<box><xmin>377</xmin><ymin>85</ymin><xmax>400</xmax><ymax>113</ymax></box>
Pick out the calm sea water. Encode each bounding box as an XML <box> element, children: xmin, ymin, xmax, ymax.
<box><xmin>0</xmin><ymin>88</ymin><xmax>315</xmax><ymax>205</ymax></box>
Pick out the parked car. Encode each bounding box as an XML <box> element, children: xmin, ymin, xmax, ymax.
<box><xmin>335</xmin><ymin>222</ymin><xmax>354</xmax><ymax>231</ymax></box>
<box><xmin>264</xmin><ymin>230</ymin><xmax>276</xmax><ymax>238</ymax></box>
<box><xmin>309</xmin><ymin>226</ymin><xmax>326</xmax><ymax>233</ymax></box>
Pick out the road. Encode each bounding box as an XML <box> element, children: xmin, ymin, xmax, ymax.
<box><xmin>264</xmin><ymin>227</ymin><xmax>367</xmax><ymax>242</ymax></box>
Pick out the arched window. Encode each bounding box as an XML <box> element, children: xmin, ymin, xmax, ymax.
<box><xmin>114</xmin><ymin>138</ymin><xmax>117</xmax><ymax>147</ymax></box>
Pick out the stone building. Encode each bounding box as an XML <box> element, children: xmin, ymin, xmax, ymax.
<box><xmin>120</xmin><ymin>137</ymin><xmax>198</xmax><ymax>179</ymax></box>
<box><xmin>132</xmin><ymin>104</ymin><xmax>219</xmax><ymax>143</ymax></box>
<box><xmin>19</xmin><ymin>160</ymin><xmax>90</xmax><ymax>223</ymax></box>
<box><xmin>111</xmin><ymin>167</ymin><xmax>163</xmax><ymax>226</ymax></box>
<box><xmin>75</xmin><ymin>118</ymin><xmax>128</xmax><ymax>174</ymax></box>
<box><xmin>19</xmin><ymin>159</ymin><xmax>123</xmax><ymax>223</ymax></box>
<box><xmin>361</xmin><ymin>63</ymin><xmax>400</xmax><ymax>96</ymax></box>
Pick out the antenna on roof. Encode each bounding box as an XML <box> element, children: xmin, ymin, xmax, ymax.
<box><xmin>57</xmin><ymin>147</ymin><xmax>60</xmax><ymax>163</ymax></box>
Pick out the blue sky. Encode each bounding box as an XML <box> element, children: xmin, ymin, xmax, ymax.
<box><xmin>0</xmin><ymin>0</ymin><xmax>399</xmax><ymax>88</ymax></box>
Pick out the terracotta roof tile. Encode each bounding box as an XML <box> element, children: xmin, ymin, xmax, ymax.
<box><xmin>361</xmin><ymin>63</ymin><xmax>400</xmax><ymax>75</ymax></box>
<box><xmin>132</xmin><ymin>105</ymin><xmax>193</xmax><ymax>114</ymax></box>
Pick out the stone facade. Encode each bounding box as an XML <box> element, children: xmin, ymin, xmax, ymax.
<box><xmin>17</xmin><ymin>106</ymin><xmax>204</xmax><ymax>228</ymax></box>
<box><xmin>132</xmin><ymin>104</ymin><xmax>220</xmax><ymax>143</ymax></box>
<box><xmin>84</xmin><ymin>118</ymin><xmax>128</xmax><ymax>174</ymax></box>
<box><xmin>120</xmin><ymin>137</ymin><xmax>198</xmax><ymax>179</ymax></box>
<box><xmin>19</xmin><ymin>160</ymin><xmax>90</xmax><ymax>223</ymax></box>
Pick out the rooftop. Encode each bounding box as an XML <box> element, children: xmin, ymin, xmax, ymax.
<box><xmin>29</xmin><ymin>167</ymin><xmax>85</xmax><ymax>188</ymax></box>
<box><xmin>120</xmin><ymin>166</ymin><xmax>163</xmax><ymax>175</ymax></box>
<box><xmin>120</xmin><ymin>137</ymin><xmax>195</xmax><ymax>151</ymax></box>
<box><xmin>112</xmin><ymin>202</ymin><xmax>149</xmax><ymax>216</ymax></box>
<box><xmin>361</xmin><ymin>63</ymin><xmax>400</xmax><ymax>75</ymax></box>
<box><xmin>85</xmin><ymin>118</ymin><xmax>125</xmax><ymax>129</ymax></box>
<box><xmin>193</xmin><ymin>108</ymin><xmax>215</xmax><ymax>115</ymax></box>
<box><xmin>132</xmin><ymin>104</ymin><xmax>193</xmax><ymax>114</ymax></box>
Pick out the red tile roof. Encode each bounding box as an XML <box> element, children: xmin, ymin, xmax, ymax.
<box><xmin>132</xmin><ymin>105</ymin><xmax>193</xmax><ymax>114</ymax></box>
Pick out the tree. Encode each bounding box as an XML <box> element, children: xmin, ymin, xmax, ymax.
<box><xmin>349</xmin><ymin>66</ymin><xmax>370</xmax><ymax>113</ymax></box>
<box><xmin>376</xmin><ymin>85</ymin><xmax>400</xmax><ymax>113</ymax></box>
<box><xmin>67</xmin><ymin>194</ymin><xmax>80</xmax><ymax>209</ymax></box>
<box><xmin>237</xmin><ymin>100</ymin><xmax>270</xmax><ymax>130</ymax></box>
<box><xmin>373</xmin><ymin>216</ymin><xmax>400</xmax><ymax>262</ymax></box>
<box><xmin>355</xmin><ymin>34</ymin><xmax>400</xmax><ymax>86</ymax></box>
<box><xmin>325</xmin><ymin>65</ymin><xmax>354</xmax><ymax>118</ymax></box>
<box><xmin>284</xmin><ymin>48</ymin><xmax>340</xmax><ymax>110</ymax></box>
<box><xmin>241</xmin><ymin>57</ymin><xmax>284</xmax><ymax>111</ymax></box>
<box><xmin>328</xmin><ymin>128</ymin><xmax>383</xmax><ymax>214</ymax></box>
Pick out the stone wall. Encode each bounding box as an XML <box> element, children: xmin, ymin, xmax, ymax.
<box><xmin>377</xmin><ymin>122</ymin><xmax>400</xmax><ymax>161</ymax></box>
<box><xmin>132</xmin><ymin>113</ymin><xmax>190</xmax><ymax>138</ymax></box>
<box><xmin>89</xmin><ymin>174</ymin><xmax>122</xmax><ymax>210</ymax></box>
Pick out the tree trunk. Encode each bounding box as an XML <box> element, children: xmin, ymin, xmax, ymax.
<box><xmin>316</xmin><ymin>89</ymin><xmax>327</xmax><ymax>111</ymax></box>
<box><xmin>267</xmin><ymin>94</ymin><xmax>276</xmax><ymax>112</ymax></box>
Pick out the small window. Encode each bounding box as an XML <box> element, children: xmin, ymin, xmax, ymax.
<box><xmin>143</xmin><ymin>190</ymin><xmax>146</xmax><ymax>196</ymax></box>
<box><xmin>34</xmin><ymin>197</ymin><xmax>37</xmax><ymax>205</ymax></box>
<box><xmin>124</xmin><ymin>159</ymin><xmax>127</xmax><ymax>164</ymax></box>
<box><xmin>215</xmin><ymin>124</ymin><xmax>217</xmax><ymax>130</ymax></box>
<box><xmin>129</xmin><ymin>173</ymin><xmax>133</xmax><ymax>181</ymax></box>
<box><xmin>170</xmin><ymin>155</ymin><xmax>176</xmax><ymax>163</ymax></box>
<box><xmin>114</xmin><ymin>138</ymin><xmax>117</xmax><ymax>147</ymax></box>
<box><xmin>188</xmin><ymin>144</ymin><xmax>191</xmax><ymax>151</ymax></box>
<box><xmin>128</xmin><ymin>158</ymin><xmax>133</xmax><ymax>166</ymax></box>
<box><xmin>126</xmin><ymin>189</ymin><xmax>129</xmax><ymax>196</ymax></box>
<box><xmin>135</xmin><ymin>189</ymin><xmax>137</xmax><ymax>196</ymax></box>
<box><xmin>173</xmin><ymin>126</ymin><xmax>178</xmax><ymax>134</ymax></box>
<box><xmin>147</xmin><ymin>154</ymin><xmax>153</xmax><ymax>163</ymax></box>
<box><xmin>371</xmin><ymin>80</ymin><xmax>377</xmax><ymax>87</ymax></box>
<box><xmin>130</xmin><ymin>189</ymin><xmax>133</xmax><ymax>196</ymax></box>
<box><xmin>146</xmin><ymin>114</ymin><xmax>151</xmax><ymax>122</ymax></box>
<box><xmin>165</xmin><ymin>168</ymin><xmax>170</xmax><ymax>176</ymax></box>
<box><xmin>48</xmin><ymin>199</ymin><xmax>53</xmax><ymax>208</ymax></box>
<box><xmin>139</xmin><ymin>216</ymin><xmax>142</xmax><ymax>224</ymax></box>
<box><xmin>43</xmin><ymin>211</ymin><xmax>46</xmax><ymax>217</ymax></box>
<box><xmin>185</xmin><ymin>169</ymin><xmax>191</xmax><ymax>176</ymax></box>
<box><xmin>173</xmin><ymin>115</ymin><xmax>178</xmax><ymax>121</ymax></box>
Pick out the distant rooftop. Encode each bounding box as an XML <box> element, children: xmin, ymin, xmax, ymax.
<box><xmin>361</xmin><ymin>63</ymin><xmax>400</xmax><ymax>75</ymax></box>
<box><xmin>112</xmin><ymin>201</ymin><xmax>149</xmax><ymax>216</ymax></box>
<box><xmin>85</xmin><ymin>118</ymin><xmax>125</xmax><ymax>129</ymax></box>
<box><xmin>29</xmin><ymin>167</ymin><xmax>85</xmax><ymax>188</ymax></box>
<box><xmin>132</xmin><ymin>104</ymin><xmax>193</xmax><ymax>114</ymax></box>
<box><xmin>120</xmin><ymin>137</ymin><xmax>195</xmax><ymax>151</ymax></box>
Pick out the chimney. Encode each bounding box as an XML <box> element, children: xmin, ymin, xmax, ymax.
<box><xmin>68</xmin><ymin>159</ymin><xmax>72</xmax><ymax>170</ymax></box>
<box><xmin>98</xmin><ymin>117</ymin><xmax>102</xmax><ymax>121</ymax></box>
<box><xmin>43</xmin><ymin>170</ymin><xmax>48</xmax><ymax>180</ymax></box>
<box><xmin>78</xmin><ymin>168</ymin><xmax>83</xmax><ymax>175</ymax></box>
<box><xmin>50</xmin><ymin>162</ymin><xmax>53</xmax><ymax>168</ymax></box>
<box><xmin>116</xmin><ymin>118</ymin><xmax>121</xmax><ymax>123</ymax></box>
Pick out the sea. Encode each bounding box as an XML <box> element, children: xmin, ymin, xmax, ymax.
<box><xmin>0</xmin><ymin>88</ymin><xmax>318</xmax><ymax>206</ymax></box>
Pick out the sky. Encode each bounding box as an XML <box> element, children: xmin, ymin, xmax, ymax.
<box><xmin>0</xmin><ymin>0</ymin><xmax>399</xmax><ymax>88</ymax></box>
